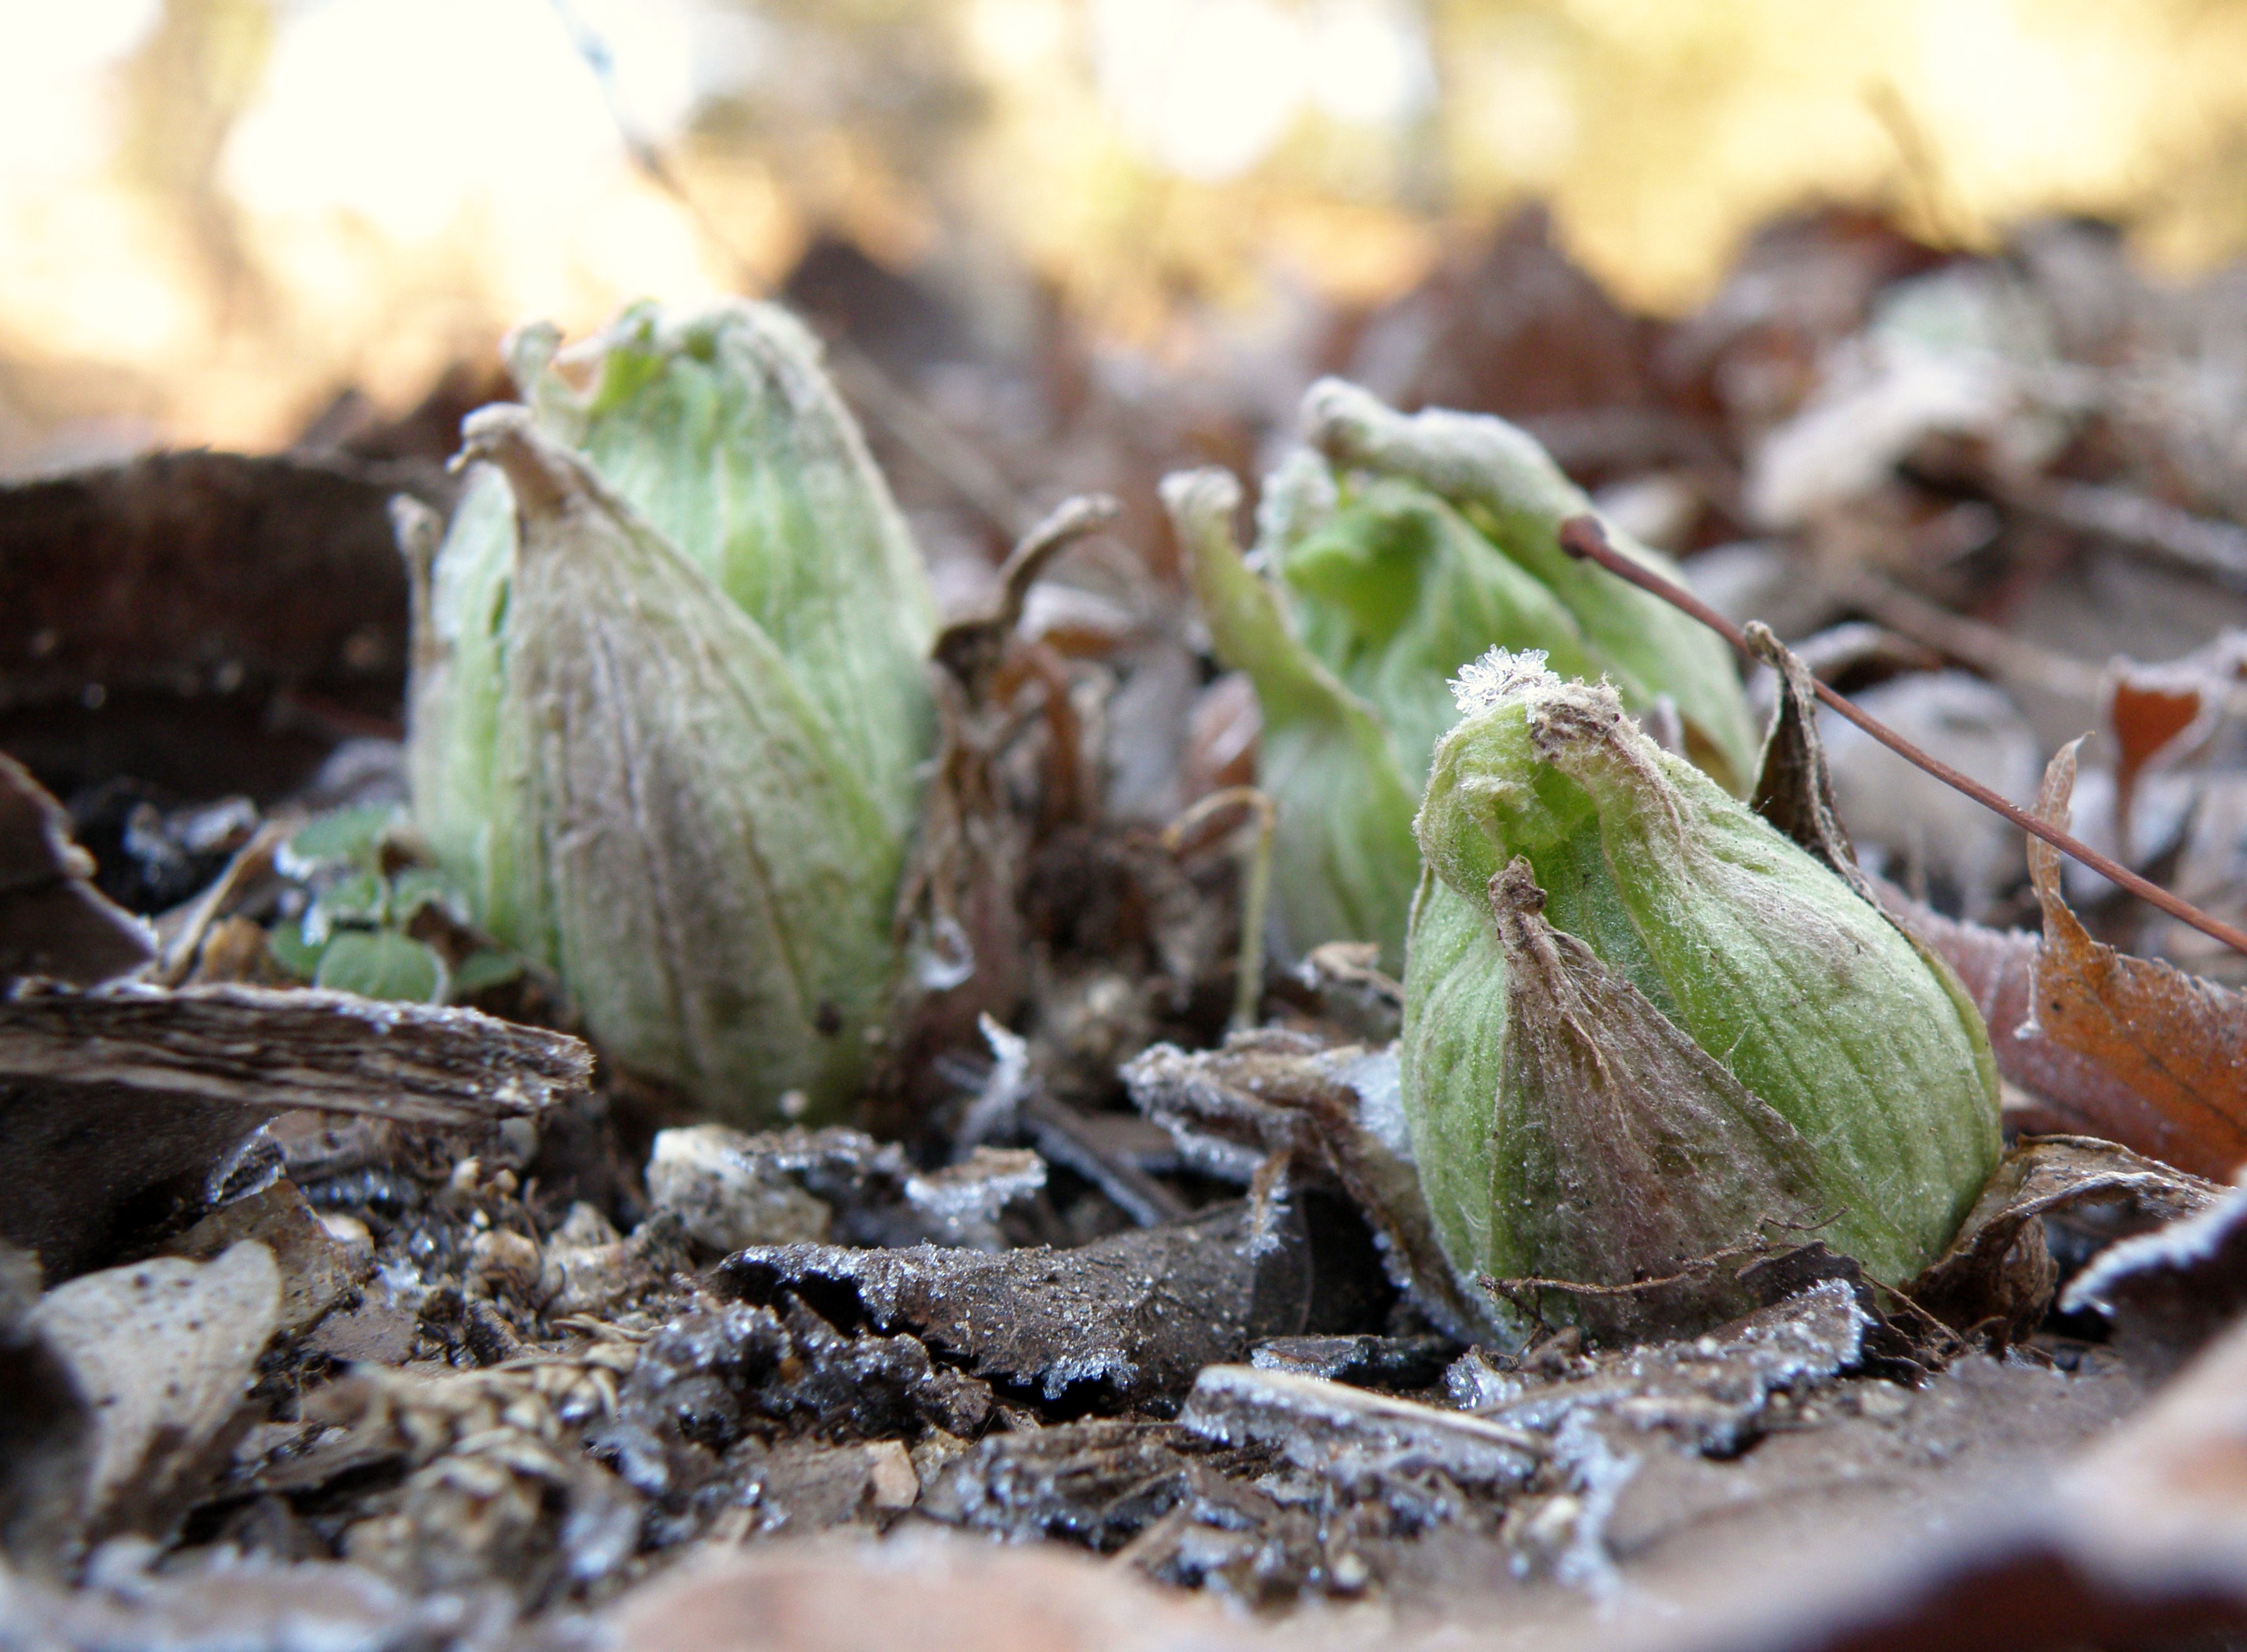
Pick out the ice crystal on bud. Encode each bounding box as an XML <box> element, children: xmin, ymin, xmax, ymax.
<box><xmin>1449</xmin><ymin>648</ymin><xmax>1555</xmax><ymax>716</ymax></box>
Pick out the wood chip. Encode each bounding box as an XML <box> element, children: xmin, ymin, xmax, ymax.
<box><xmin>0</xmin><ymin>982</ymin><xmax>591</xmax><ymax>1123</ymax></box>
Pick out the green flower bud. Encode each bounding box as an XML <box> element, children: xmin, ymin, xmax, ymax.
<box><xmin>402</xmin><ymin>400</ymin><xmax>910</xmax><ymax>1124</ymax></box>
<box><xmin>1167</xmin><ymin>381</ymin><xmax>1758</xmax><ymax>969</ymax></box>
<box><xmin>1401</xmin><ymin>651</ymin><xmax>2000</xmax><ymax>1340</ymax></box>
<box><xmin>1298</xmin><ymin>379</ymin><xmax>1760</xmax><ymax>794</ymax></box>
<box><xmin>509</xmin><ymin>301</ymin><xmax>936</xmax><ymax>840</ymax></box>
<box><xmin>1163</xmin><ymin>467</ymin><xmax>1421</xmax><ymax>969</ymax></box>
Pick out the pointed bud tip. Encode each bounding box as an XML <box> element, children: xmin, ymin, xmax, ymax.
<box><xmin>1159</xmin><ymin>467</ymin><xmax>1243</xmax><ymax>526</ymax></box>
<box><xmin>1489</xmin><ymin>856</ymin><xmax>1545</xmax><ymax>920</ymax></box>
<box><xmin>502</xmin><ymin>318</ymin><xmax>564</xmax><ymax>396</ymax></box>
<box><xmin>457</xmin><ymin>404</ymin><xmax>593</xmax><ymax>517</ymax></box>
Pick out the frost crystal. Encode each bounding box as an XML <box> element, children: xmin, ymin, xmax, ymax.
<box><xmin>1449</xmin><ymin>648</ymin><xmax>1555</xmax><ymax>716</ymax></box>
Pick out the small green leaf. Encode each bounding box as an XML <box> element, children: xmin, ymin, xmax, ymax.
<box><xmin>313</xmin><ymin>929</ymin><xmax>448</xmax><ymax>1003</ymax></box>
<box><xmin>448</xmin><ymin>947</ymin><xmax>524</xmax><ymax>998</ymax></box>
<box><xmin>1163</xmin><ymin>467</ymin><xmax>1421</xmax><ymax>970</ymax></box>
<box><xmin>388</xmin><ymin>868</ymin><xmax>465</xmax><ymax>926</ymax></box>
<box><xmin>279</xmin><ymin>805</ymin><xmax>401</xmax><ymax>877</ymax></box>
<box><xmin>303</xmin><ymin>870</ymin><xmax>385</xmax><ymax>945</ymax></box>
<box><xmin>266</xmin><ymin>916</ymin><xmax>325</xmax><ymax>980</ymax></box>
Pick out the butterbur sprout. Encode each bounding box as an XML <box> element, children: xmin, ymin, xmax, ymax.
<box><xmin>401</xmin><ymin>301</ymin><xmax>938</xmax><ymax>1125</ymax></box>
<box><xmin>1301</xmin><ymin>381</ymin><xmax>1760</xmax><ymax>794</ymax></box>
<box><xmin>1163</xmin><ymin>467</ymin><xmax>1422</xmax><ymax>972</ymax></box>
<box><xmin>1166</xmin><ymin>379</ymin><xmax>1757</xmax><ymax>969</ymax></box>
<box><xmin>1402</xmin><ymin>651</ymin><xmax>2000</xmax><ymax>1343</ymax></box>
<box><xmin>509</xmin><ymin>301</ymin><xmax>936</xmax><ymax>843</ymax></box>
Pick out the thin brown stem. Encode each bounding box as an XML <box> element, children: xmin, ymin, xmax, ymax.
<box><xmin>1558</xmin><ymin>516</ymin><xmax>2247</xmax><ymax>958</ymax></box>
<box><xmin>1164</xmin><ymin>786</ymin><xmax>1277</xmax><ymax>1032</ymax></box>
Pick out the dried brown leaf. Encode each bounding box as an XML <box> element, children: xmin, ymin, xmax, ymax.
<box><xmin>0</xmin><ymin>752</ymin><xmax>153</xmax><ymax>988</ymax></box>
<box><xmin>1124</xmin><ymin>1031</ymin><xmax>1483</xmax><ymax>1341</ymax></box>
<box><xmin>2105</xmin><ymin>650</ymin><xmax>2232</xmax><ymax>858</ymax></box>
<box><xmin>26</xmin><ymin>1241</ymin><xmax>281</xmax><ymax>1554</ymax></box>
<box><xmin>2028</xmin><ymin>742</ymin><xmax>2247</xmax><ymax>1180</ymax></box>
<box><xmin>1908</xmin><ymin>1136</ymin><xmax>2221</xmax><ymax>1344</ymax></box>
<box><xmin>1745</xmin><ymin>620</ymin><xmax>1873</xmax><ymax>901</ymax></box>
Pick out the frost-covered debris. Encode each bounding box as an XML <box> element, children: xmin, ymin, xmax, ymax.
<box><xmin>1459</xmin><ymin>1276</ymin><xmax>1894</xmax><ymax>1453</ymax></box>
<box><xmin>717</xmin><ymin>1202</ymin><xmax>1303</xmax><ymax>1405</ymax></box>
<box><xmin>646</xmin><ymin>1123</ymin><xmax>1045</xmax><ymax>1255</ymax></box>
<box><xmin>1181</xmin><ymin>1366</ymin><xmax>1542</xmax><ymax>1496</ymax></box>
<box><xmin>918</xmin><ymin>1419</ymin><xmax>1269</xmax><ymax>1550</ymax></box>
<box><xmin>0</xmin><ymin>982</ymin><xmax>590</xmax><ymax>1283</ymax></box>
<box><xmin>1123</xmin><ymin>1032</ymin><xmax>1485</xmax><ymax>1342</ymax></box>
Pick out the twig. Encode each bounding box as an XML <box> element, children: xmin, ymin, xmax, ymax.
<box><xmin>1164</xmin><ymin>787</ymin><xmax>1277</xmax><ymax>1032</ymax></box>
<box><xmin>2023</xmin><ymin>479</ymin><xmax>2247</xmax><ymax>595</ymax></box>
<box><xmin>1558</xmin><ymin>516</ymin><xmax>2247</xmax><ymax>958</ymax></box>
<box><xmin>932</xmin><ymin>493</ymin><xmax>1121</xmax><ymax>691</ymax></box>
<box><xmin>994</xmin><ymin>495</ymin><xmax>1124</xmax><ymax>636</ymax></box>
<box><xmin>1821</xmin><ymin>565</ymin><xmax>2104</xmax><ymax>704</ymax></box>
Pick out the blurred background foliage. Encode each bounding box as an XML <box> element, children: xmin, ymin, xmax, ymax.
<box><xmin>6</xmin><ymin>0</ymin><xmax>2247</xmax><ymax>464</ymax></box>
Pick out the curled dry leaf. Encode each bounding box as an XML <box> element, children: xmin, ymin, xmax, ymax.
<box><xmin>2103</xmin><ymin>632</ymin><xmax>2247</xmax><ymax>856</ymax></box>
<box><xmin>1122</xmin><ymin>1031</ymin><xmax>1485</xmax><ymax>1342</ymax></box>
<box><xmin>0</xmin><ymin>752</ymin><xmax>154</xmax><ymax>988</ymax></box>
<box><xmin>2060</xmin><ymin>1182</ymin><xmax>2247</xmax><ymax>1370</ymax></box>
<box><xmin>2027</xmin><ymin>741</ymin><xmax>2247</xmax><ymax>1180</ymax></box>
<box><xmin>1743</xmin><ymin>621</ymin><xmax>1873</xmax><ymax>901</ymax></box>
<box><xmin>1908</xmin><ymin>1136</ymin><xmax>2222</xmax><ymax>1345</ymax></box>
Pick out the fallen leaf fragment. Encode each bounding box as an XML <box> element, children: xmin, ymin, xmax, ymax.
<box><xmin>2061</xmin><ymin>1181</ymin><xmax>2247</xmax><ymax>1370</ymax></box>
<box><xmin>1124</xmin><ymin>1032</ymin><xmax>1490</xmax><ymax>1342</ymax></box>
<box><xmin>2027</xmin><ymin>742</ymin><xmax>2247</xmax><ymax>1180</ymax></box>
<box><xmin>25</xmin><ymin>1241</ymin><xmax>280</xmax><ymax>1557</ymax></box>
<box><xmin>1908</xmin><ymin>1135</ymin><xmax>2221</xmax><ymax>1344</ymax></box>
<box><xmin>2102</xmin><ymin>632</ymin><xmax>2247</xmax><ymax>858</ymax></box>
<box><xmin>719</xmin><ymin>1202</ymin><xmax>1304</xmax><ymax>1405</ymax></box>
<box><xmin>0</xmin><ymin>752</ymin><xmax>153</xmax><ymax>988</ymax></box>
<box><xmin>0</xmin><ymin>983</ymin><xmax>592</xmax><ymax>1281</ymax></box>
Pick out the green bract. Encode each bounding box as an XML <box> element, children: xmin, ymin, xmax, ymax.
<box><xmin>1164</xmin><ymin>468</ymin><xmax>1422</xmax><ymax>972</ymax></box>
<box><xmin>510</xmin><ymin>301</ymin><xmax>936</xmax><ymax>837</ymax></box>
<box><xmin>1401</xmin><ymin>651</ymin><xmax>2000</xmax><ymax>1342</ymax></box>
<box><xmin>402</xmin><ymin>301</ymin><xmax>937</xmax><ymax>1124</ymax></box>
<box><xmin>1166</xmin><ymin>379</ymin><xmax>1756</xmax><ymax>969</ymax></box>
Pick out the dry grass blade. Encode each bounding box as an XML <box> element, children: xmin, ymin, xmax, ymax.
<box><xmin>2026</xmin><ymin>742</ymin><xmax>2247</xmax><ymax>1180</ymax></box>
